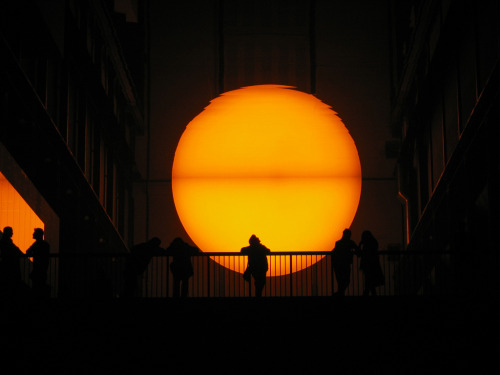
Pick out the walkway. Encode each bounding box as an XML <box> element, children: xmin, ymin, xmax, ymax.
<box><xmin>2</xmin><ymin>295</ymin><xmax>495</xmax><ymax>373</ymax></box>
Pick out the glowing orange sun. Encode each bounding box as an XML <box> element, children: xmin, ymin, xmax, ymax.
<box><xmin>172</xmin><ymin>85</ymin><xmax>361</xmax><ymax>276</ymax></box>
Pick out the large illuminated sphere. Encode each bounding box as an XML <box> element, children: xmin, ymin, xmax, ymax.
<box><xmin>172</xmin><ymin>85</ymin><xmax>361</xmax><ymax>276</ymax></box>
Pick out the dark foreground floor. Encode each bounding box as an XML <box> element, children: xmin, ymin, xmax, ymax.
<box><xmin>1</xmin><ymin>295</ymin><xmax>497</xmax><ymax>374</ymax></box>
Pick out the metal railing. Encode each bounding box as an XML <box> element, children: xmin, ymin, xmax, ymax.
<box><xmin>2</xmin><ymin>250</ymin><xmax>464</xmax><ymax>299</ymax></box>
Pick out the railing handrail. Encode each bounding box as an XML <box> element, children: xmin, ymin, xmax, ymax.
<box><xmin>8</xmin><ymin>249</ymin><xmax>456</xmax><ymax>258</ymax></box>
<box><xmin>5</xmin><ymin>249</ymin><xmax>463</xmax><ymax>298</ymax></box>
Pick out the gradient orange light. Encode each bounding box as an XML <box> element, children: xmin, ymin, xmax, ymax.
<box><xmin>172</xmin><ymin>85</ymin><xmax>361</xmax><ymax>275</ymax></box>
<box><xmin>0</xmin><ymin>172</ymin><xmax>44</xmax><ymax>252</ymax></box>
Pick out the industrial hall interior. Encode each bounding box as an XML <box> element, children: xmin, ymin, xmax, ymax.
<box><xmin>1</xmin><ymin>0</ymin><xmax>499</xmax><ymax>300</ymax></box>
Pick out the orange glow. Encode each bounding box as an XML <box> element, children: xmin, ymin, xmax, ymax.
<box><xmin>0</xmin><ymin>172</ymin><xmax>44</xmax><ymax>252</ymax></box>
<box><xmin>172</xmin><ymin>85</ymin><xmax>361</xmax><ymax>275</ymax></box>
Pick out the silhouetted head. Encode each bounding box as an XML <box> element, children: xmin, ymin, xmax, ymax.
<box><xmin>342</xmin><ymin>229</ymin><xmax>351</xmax><ymax>240</ymax></box>
<box><xmin>249</xmin><ymin>234</ymin><xmax>260</xmax><ymax>245</ymax></box>
<box><xmin>361</xmin><ymin>230</ymin><xmax>373</xmax><ymax>242</ymax></box>
<box><xmin>148</xmin><ymin>237</ymin><xmax>161</xmax><ymax>247</ymax></box>
<box><xmin>33</xmin><ymin>228</ymin><xmax>44</xmax><ymax>240</ymax></box>
<box><xmin>2</xmin><ymin>226</ymin><xmax>13</xmax><ymax>239</ymax></box>
<box><xmin>171</xmin><ymin>237</ymin><xmax>185</xmax><ymax>246</ymax></box>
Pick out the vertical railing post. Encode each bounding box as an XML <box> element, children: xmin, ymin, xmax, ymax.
<box><xmin>206</xmin><ymin>254</ymin><xmax>211</xmax><ymax>298</ymax></box>
<box><xmin>166</xmin><ymin>255</ymin><xmax>170</xmax><ymax>298</ymax></box>
<box><xmin>330</xmin><ymin>253</ymin><xmax>335</xmax><ymax>296</ymax></box>
<box><xmin>38</xmin><ymin>250</ymin><xmax>464</xmax><ymax>299</ymax></box>
<box><xmin>312</xmin><ymin>256</ymin><xmax>317</xmax><ymax>296</ymax></box>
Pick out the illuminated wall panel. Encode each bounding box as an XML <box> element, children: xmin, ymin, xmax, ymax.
<box><xmin>0</xmin><ymin>172</ymin><xmax>44</xmax><ymax>253</ymax></box>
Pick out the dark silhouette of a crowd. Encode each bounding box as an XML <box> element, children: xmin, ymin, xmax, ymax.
<box><xmin>1</xmin><ymin>223</ymin><xmax>384</xmax><ymax>299</ymax></box>
<box><xmin>124</xmin><ymin>234</ymin><xmax>273</xmax><ymax>298</ymax></box>
<box><xmin>123</xmin><ymin>236</ymin><xmax>200</xmax><ymax>298</ymax></box>
<box><xmin>237</xmin><ymin>229</ymin><xmax>384</xmax><ymax>297</ymax></box>
<box><xmin>0</xmin><ymin>226</ymin><xmax>50</xmax><ymax>300</ymax></box>
<box><xmin>332</xmin><ymin>228</ymin><xmax>385</xmax><ymax>296</ymax></box>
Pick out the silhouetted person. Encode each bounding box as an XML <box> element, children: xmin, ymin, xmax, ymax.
<box><xmin>0</xmin><ymin>226</ymin><xmax>23</xmax><ymax>298</ymax></box>
<box><xmin>166</xmin><ymin>237</ymin><xmax>200</xmax><ymax>298</ymax></box>
<box><xmin>123</xmin><ymin>237</ymin><xmax>164</xmax><ymax>297</ymax></box>
<box><xmin>358</xmin><ymin>230</ymin><xmax>385</xmax><ymax>296</ymax></box>
<box><xmin>26</xmin><ymin>228</ymin><xmax>50</xmax><ymax>298</ymax></box>
<box><xmin>332</xmin><ymin>229</ymin><xmax>359</xmax><ymax>296</ymax></box>
<box><xmin>241</xmin><ymin>234</ymin><xmax>270</xmax><ymax>297</ymax></box>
